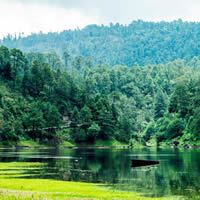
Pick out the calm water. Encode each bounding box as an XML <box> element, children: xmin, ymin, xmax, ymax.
<box><xmin>0</xmin><ymin>147</ymin><xmax>200</xmax><ymax>198</ymax></box>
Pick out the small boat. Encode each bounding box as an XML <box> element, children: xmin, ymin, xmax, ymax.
<box><xmin>131</xmin><ymin>159</ymin><xmax>159</xmax><ymax>167</ymax></box>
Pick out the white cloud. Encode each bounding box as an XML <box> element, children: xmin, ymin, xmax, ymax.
<box><xmin>1</xmin><ymin>0</ymin><xmax>200</xmax><ymax>38</ymax></box>
<box><xmin>0</xmin><ymin>1</ymin><xmax>98</xmax><ymax>38</ymax></box>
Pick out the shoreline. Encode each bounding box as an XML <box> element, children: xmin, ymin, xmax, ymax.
<box><xmin>0</xmin><ymin>162</ymin><xmax>163</xmax><ymax>200</ymax></box>
<box><xmin>1</xmin><ymin>139</ymin><xmax>200</xmax><ymax>150</ymax></box>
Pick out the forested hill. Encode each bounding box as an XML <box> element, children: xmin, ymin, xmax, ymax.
<box><xmin>0</xmin><ymin>45</ymin><xmax>200</xmax><ymax>146</ymax></box>
<box><xmin>2</xmin><ymin>20</ymin><xmax>200</xmax><ymax>66</ymax></box>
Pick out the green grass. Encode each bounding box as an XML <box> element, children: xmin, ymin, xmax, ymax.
<box><xmin>61</xmin><ymin>141</ymin><xmax>75</xmax><ymax>147</ymax></box>
<box><xmin>0</xmin><ymin>162</ymin><xmax>166</xmax><ymax>200</ymax></box>
<box><xmin>0</xmin><ymin>139</ymin><xmax>75</xmax><ymax>149</ymax></box>
<box><xmin>94</xmin><ymin>139</ymin><xmax>128</xmax><ymax>148</ymax></box>
<box><xmin>17</xmin><ymin>139</ymin><xmax>75</xmax><ymax>148</ymax></box>
<box><xmin>17</xmin><ymin>140</ymin><xmax>42</xmax><ymax>148</ymax></box>
<box><xmin>0</xmin><ymin>138</ymin><xmax>127</xmax><ymax>149</ymax></box>
<box><xmin>0</xmin><ymin>140</ymin><xmax>44</xmax><ymax>148</ymax></box>
<box><xmin>0</xmin><ymin>178</ymin><xmax>164</xmax><ymax>200</ymax></box>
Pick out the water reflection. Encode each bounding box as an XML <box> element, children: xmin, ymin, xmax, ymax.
<box><xmin>0</xmin><ymin>147</ymin><xmax>199</xmax><ymax>197</ymax></box>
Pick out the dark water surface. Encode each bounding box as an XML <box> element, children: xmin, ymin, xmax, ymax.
<box><xmin>0</xmin><ymin>147</ymin><xmax>200</xmax><ymax>198</ymax></box>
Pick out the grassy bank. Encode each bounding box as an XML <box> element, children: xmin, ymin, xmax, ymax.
<box><xmin>0</xmin><ymin>178</ymin><xmax>163</xmax><ymax>200</ymax></box>
<box><xmin>0</xmin><ymin>139</ymin><xmax>129</xmax><ymax>149</ymax></box>
<box><xmin>0</xmin><ymin>139</ymin><xmax>75</xmax><ymax>149</ymax></box>
<box><xmin>94</xmin><ymin>139</ymin><xmax>129</xmax><ymax>148</ymax></box>
<box><xmin>0</xmin><ymin>162</ymin><xmax>165</xmax><ymax>200</ymax></box>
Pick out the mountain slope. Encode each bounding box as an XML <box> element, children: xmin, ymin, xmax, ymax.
<box><xmin>2</xmin><ymin>20</ymin><xmax>200</xmax><ymax>66</ymax></box>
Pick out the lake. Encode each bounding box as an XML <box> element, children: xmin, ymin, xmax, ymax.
<box><xmin>0</xmin><ymin>147</ymin><xmax>199</xmax><ymax>198</ymax></box>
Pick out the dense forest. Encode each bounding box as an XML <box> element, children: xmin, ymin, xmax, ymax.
<box><xmin>2</xmin><ymin>20</ymin><xmax>200</xmax><ymax>66</ymax></box>
<box><xmin>0</xmin><ymin>43</ymin><xmax>200</xmax><ymax>146</ymax></box>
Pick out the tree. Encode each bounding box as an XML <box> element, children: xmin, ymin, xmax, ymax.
<box><xmin>62</xmin><ymin>51</ymin><xmax>70</xmax><ymax>69</ymax></box>
<box><xmin>169</xmin><ymin>79</ymin><xmax>192</xmax><ymax>117</ymax></box>
<box><xmin>39</xmin><ymin>102</ymin><xmax>61</xmax><ymax>128</ymax></box>
<box><xmin>22</xmin><ymin>103</ymin><xmax>45</xmax><ymax>139</ymax></box>
<box><xmin>80</xmin><ymin>105</ymin><xmax>92</xmax><ymax>124</ymax></box>
<box><xmin>73</xmin><ymin>56</ymin><xmax>84</xmax><ymax>71</ymax></box>
<box><xmin>154</xmin><ymin>88</ymin><xmax>168</xmax><ymax>118</ymax></box>
<box><xmin>189</xmin><ymin>108</ymin><xmax>200</xmax><ymax>139</ymax></box>
<box><xmin>166</xmin><ymin>118</ymin><xmax>185</xmax><ymax>139</ymax></box>
<box><xmin>94</xmin><ymin>96</ymin><xmax>115</xmax><ymax>139</ymax></box>
<box><xmin>88</xmin><ymin>122</ymin><xmax>100</xmax><ymax>142</ymax></box>
<box><xmin>46</xmin><ymin>52</ymin><xmax>63</xmax><ymax>70</ymax></box>
<box><xmin>0</xmin><ymin>46</ymin><xmax>11</xmax><ymax>79</ymax></box>
<box><xmin>10</xmin><ymin>48</ymin><xmax>27</xmax><ymax>87</ymax></box>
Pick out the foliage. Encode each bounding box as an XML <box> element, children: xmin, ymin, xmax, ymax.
<box><xmin>0</xmin><ymin>45</ymin><xmax>200</xmax><ymax>145</ymax></box>
<box><xmin>3</xmin><ymin>20</ymin><xmax>200</xmax><ymax>67</ymax></box>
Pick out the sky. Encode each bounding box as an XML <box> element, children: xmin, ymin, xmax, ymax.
<box><xmin>0</xmin><ymin>0</ymin><xmax>200</xmax><ymax>38</ymax></box>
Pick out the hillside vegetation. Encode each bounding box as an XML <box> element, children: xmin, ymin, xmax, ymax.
<box><xmin>0</xmin><ymin>44</ymin><xmax>200</xmax><ymax>146</ymax></box>
<box><xmin>2</xmin><ymin>20</ymin><xmax>200</xmax><ymax>66</ymax></box>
